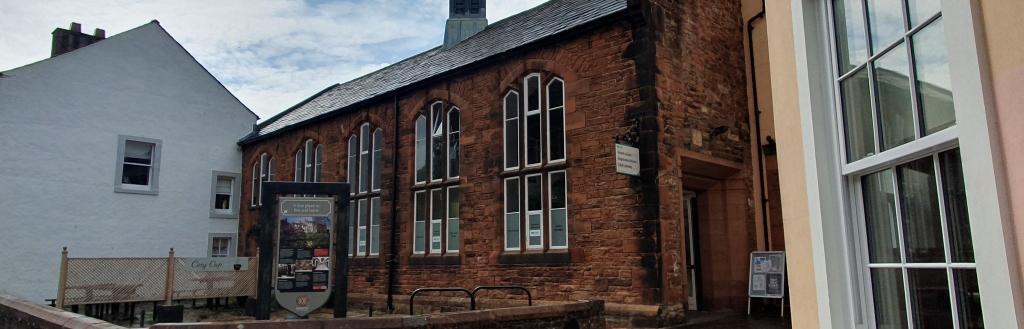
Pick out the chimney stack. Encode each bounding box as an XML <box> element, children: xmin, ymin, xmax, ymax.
<box><xmin>51</xmin><ymin>22</ymin><xmax>106</xmax><ymax>58</ymax></box>
<box><xmin>443</xmin><ymin>0</ymin><xmax>487</xmax><ymax>49</ymax></box>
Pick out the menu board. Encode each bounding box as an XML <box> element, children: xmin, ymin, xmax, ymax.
<box><xmin>748</xmin><ymin>251</ymin><xmax>786</xmax><ymax>299</ymax></box>
<box><xmin>275</xmin><ymin>197</ymin><xmax>334</xmax><ymax>317</ymax></box>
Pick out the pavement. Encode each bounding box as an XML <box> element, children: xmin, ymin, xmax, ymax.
<box><xmin>675</xmin><ymin>311</ymin><xmax>791</xmax><ymax>329</ymax></box>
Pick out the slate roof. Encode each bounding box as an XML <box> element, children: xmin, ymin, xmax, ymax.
<box><xmin>241</xmin><ymin>0</ymin><xmax>628</xmax><ymax>144</ymax></box>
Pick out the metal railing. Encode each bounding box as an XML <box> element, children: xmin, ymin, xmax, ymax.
<box><xmin>408</xmin><ymin>285</ymin><xmax>532</xmax><ymax>315</ymax></box>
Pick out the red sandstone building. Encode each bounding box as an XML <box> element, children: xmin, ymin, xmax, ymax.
<box><xmin>237</xmin><ymin>0</ymin><xmax>777</xmax><ymax>325</ymax></box>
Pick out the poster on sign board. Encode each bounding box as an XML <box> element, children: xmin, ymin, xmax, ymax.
<box><xmin>748</xmin><ymin>251</ymin><xmax>786</xmax><ymax>299</ymax></box>
<box><xmin>275</xmin><ymin>197</ymin><xmax>334</xmax><ymax>317</ymax></box>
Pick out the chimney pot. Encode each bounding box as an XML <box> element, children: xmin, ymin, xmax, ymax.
<box><xmin>70</xmin><ymin>22</ymin><xmax>81</xmax><ymax>33</ymax></box>
<box><xmin>94</xmin><ymin>28</ymin><xmax>105</xmax><ymax>39</ymax></box>
<box><xmin>51</xmin><ymin>22</ymin><xmax>105</xmax><ymax>57</ymax></box>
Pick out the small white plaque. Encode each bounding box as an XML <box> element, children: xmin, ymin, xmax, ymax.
<box><xmin>615</xmin><ymin>143</ymin><xmax>641</xmax><ymax>176</ymax></box>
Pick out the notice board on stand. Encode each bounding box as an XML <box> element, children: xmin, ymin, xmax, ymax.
<box><xmin>748</xmin><ymin>251</ymin><xmax>786</xmax><ymax>299</ymax></box>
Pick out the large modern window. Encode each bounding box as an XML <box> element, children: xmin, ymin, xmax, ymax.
<box><xmin>251</xmin><ymin>153</ymin><xmax>274</xmax><ymax>207</ymax></box>
<box><xmin>829</xmin><ymin>1</ymin><xmax>979</xmax><ymax>328</ymax></box>
<box><xmin>347</xmin><ymin>125</ymin><xmax>382</xmax><ymax>257</ymax></box>
<box><xmin>503</xmin><ymin>74</ymin><xmax>569</xmax><ymax>252</ymax></box>
<box><xmin>412</xmin><ymin>102</ymin><xmax>460</xmax><ymax>255</ymax></box>
<box><xmin>115</xmin><ymin>135</ymin><xmax>161</xmax><ymax>195</ymax></box>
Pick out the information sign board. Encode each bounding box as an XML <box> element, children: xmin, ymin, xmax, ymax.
<box><xmin>748</xmin><ymin>251</ymin><xmax>786</xmax><ymax>299</ymax></box>
<box><xmin>275</xmin><ymin>197</ymin><xmax>334</xmax><ymax>317</ymax></box>
<box><xmin>615</xmin><ymin>143</ymin><xmax>641</xmax><ymax>176</ymax></box>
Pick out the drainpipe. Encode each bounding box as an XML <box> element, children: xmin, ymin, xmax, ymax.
<box><xmin>747</xmin><ymin>0</ymin><xmax>770</xmax><ymax>251</ymax></box>
<box><xmin>386</xmin><ymin>94</ymin><xmax>400</xmax><ymax>312</ymax></box>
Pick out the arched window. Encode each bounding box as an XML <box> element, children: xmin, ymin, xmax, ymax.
<box><xmin>412</xmin><ymin>101</ymin><xmax>461</xmax><ymax>255</ymax></box>
<box><xmin>294</xmin><ymin>148</ymin><xmax>304</xmax><ymax>182</ymax></box>
<box><xmin>295</xmin><ymin>139</ymin><xmax>321</xmax><ymax>183</ymax></box>
<box><xmin>503</xmin><ymin>73</ymin><xmax>569</xmax><ymax>251</ymax></box>
<box><xmin>346</xmin><ymin>124</ymin><xmax>382</xmax><ymax>257</ymax></box>
<box><xmin>251</xmin><ymin>153</ymin><xmax>274</xmax><ymax>207</ymax></box>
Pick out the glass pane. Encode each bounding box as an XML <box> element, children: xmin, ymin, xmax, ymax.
<box><xmin>505</xmin><ymin>213</ymin><xmax>520</xmax><ymax>249</ymax></box>
<box><xmin>267</xmin><ymin>158</ymin><xmax>275</xmax><ymax>181</ymax></box>
<box><xmin>906</xmin><ymin>0</ymin><xmax>940</xmax><ymax>27</ymax></box>
<box><xmin>548</xmin><ymin>79</ymin><xmax>564</xmax><ymax>108</ymax></box>
<box><xmin>939</xmin><ymin>149</ymin><xmax>973</xmax><ymax>262</ymax></box>
<box><xmin>349</xmin><ymin>201</ymin><xmax>356</xmax><ymax>256</ymax></box>
<box><xmin>314</xmin><ymin>146</ymin><xmax>323</xmax><ymax>182</ymax></box>
<box><xmin>447</xmin><ymin>188</ymin><xmax>460</xmax><ymax>251</ymax></box>
<box><xmin>841</xmin><ymin>68</ymin><xmax>876</xmax><ymax>162</ymax></box>
<box><xmin>871</xmin><ymin>268</ymin><xmax>909</xmax><ymax>329</ymax></box>
<box><xmin>897</xmin><ymin>157</ymin><xmax>944</xmax><ymax>263</ymax></box>
<box><xmin>216</xmin><ymin>177</ymin><xmax>233</xmax><ymax>194</ymax></box>
<box><xmin>867</xmin><ymin>0</ymin><xmax>906</xmax><ymax>53</ymax></box>
<box><xmin>526</xmin><ymin>75</ymin><xmax>540</xmax><ymax>112</ymax></box>
<box><xmin>372</xmin><ymin>130</ymin><xmax>382</xmax><ymax>190</ymax></box>
<box><xmin>551</xmin><ymin>209</ymin><xmax>567</xmax><ymax>248</ymax></box>
<box><xmin>550</xmin><ymin>172</ymin><xmax>566</xmax><ymax>209</ymax></box>
<box><xmin>526</xmin><ymin>114</ymin><xmax>541</xmax><ymax>165</ymax></box>
<box><xmin>431</xmin><ymin>222</ymin><xmax>442</xmax><ymax>251</ymax></box>
<box><xmin>448</xmin><ymin>132</ymin><xmax>460</xmax><ymax>178</ymax></box>
<box><xmin>414</xmin><ymin>192</ymin><xmax>426</xmax><ymax>253</ymax></box>
<box><xmin>549</xmin><ymin>108</ymin><xmax>565</xmax><ymax>161</ymax></box>
<box><xmin>370</xmin><ymin>198</ymin><xmax>380</xmax><ymax>255</ymax></box>
<box><xmin>506</xmin><ymin>178</ymin><xmax>520</xmax><ymax>212</ymax></box>
<box><xmin>862</xmin><ymin>169</ymin><xmax>901</xmax><ymax>263</ymax></box>
<box><xmin>432</xmin><ymin>127</ymin><xmax>444</xmax><ymax>181</ymax></box>
<box><xmin>215</xmin><ymin>194</ymin><xmax>231</xmax><ymax>210</ymax></box>
<box><xmin>528</xmin><ymin>213</ymin><xmax>542</xmax><ymax>247</ymax></box>
<box><xmin>954</xmin><ymin>269</ymin><xmax>984</xmax><ymax>329</ymax></box>
<box><xmin>431</xmin><ymin>189</ymin><xmax>444</xmax><ymax>251</ymax></box>
<box><xmin>295</xmin><ymin>150</ymin><xmax>304</xmax><ymax>182</ymax></box>
<box><xmin>505</xmin><ymin>119</ymin><xmax>519</xmax><ymax>168</ymax></box>
<box><xmin>358</xmin><ymin>199</ymin><xmax>367</xmax><ymax>254</ymax></box>
<box><xmin>833</xmin><ymin>0</ymin><xmax>869</xmax><ymax>73</ymax></box>
<box><xmin>122</xmin><ymin>164</ymin><xmax>150</xmax><ymax>185</ymax></box>
<box><xmin>505</xmin><ymin>92</ymin><xmax>519</xmax><ymax>119</ymax></box>
<box><xmin>124</xmin><ymin>140</ymin><xmax>153</xmax><ymax>164</ymax></box>
<box><xmin>360</xmin><ymin>150</ymin><xmax>370</xmax><ymax>193</ymax></box>
<box><xmin>348</xmin><ymin>137</ymin><xmax>358</xmax><ymax>187</ymax></box>
<box><xmin>908</xmin><ymin>269</ymin><xmax>953</xmax><ymax>328</ymax></box>
<box><xmin>913</xmin><ymin>19</ymin><xmax>955</xmax><ymax>135</ymax></box>
<box><xmin>415</xmin><ymin>116</ymin><xmax>427</xmax><ymax>183</ymax></box>
<box><xmin>527</xmin><ymin>175</ymin><xmax>542</xmax><ymax>211</ymax></box>
<box><xmin>875</xmin><ymin>44</ymin><xmax>916</xmax><ymax>150</ymax></box>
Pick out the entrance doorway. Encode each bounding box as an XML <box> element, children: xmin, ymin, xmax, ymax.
<box><xmin>683</xmin><ymin>191</ymin><xmax>700</xmax><ymax>311</ymax></box>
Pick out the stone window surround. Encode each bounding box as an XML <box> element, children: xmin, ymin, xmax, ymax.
<box><xmin>114</xmin><ymin>134</ymin><xmax>161</xmax><ymax>195</ymax></box>
<box><xmin>210</xmin><ymin>171</ymin><xmax>241</xmax><ymax>219</ymax></box>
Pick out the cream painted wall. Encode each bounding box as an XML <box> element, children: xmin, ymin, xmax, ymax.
<box><xmin>762</xmin><ymin>1</ymin><xmax>821</xmax><ymax>328</ymax></box>
<box><xmin>979</xmin><ymin>0</ymin><xmax>1024</xmax><ymax>290</ymax></box>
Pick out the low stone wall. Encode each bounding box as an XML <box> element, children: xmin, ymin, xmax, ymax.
<box><xmin>0</xmin><ymin>294</ymin><xmax>125</xmax><ymax>329</ymax></box>
<box><xmin>151</xmin><ymin>300</ymin><xmax>604</xmax><ymax>329</ymax></box>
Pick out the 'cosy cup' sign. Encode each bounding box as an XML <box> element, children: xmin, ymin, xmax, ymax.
<box><xmin>182</xmin><ymin>257</ymin><xmax>249</xmax><ymax>272</ymax></box>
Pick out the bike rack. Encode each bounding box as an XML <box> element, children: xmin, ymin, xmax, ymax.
<box><xmin>408</xmin><ymin>287</ymin><xmax>474</xmax><ymax>315</ymax></box>
<box><xmin>407</xmin><ymin>286</ymin><xmax>533</xmax><ymax>315</ymax></box>
<box><xmin>471</xmin><ymin>286</ymin><xmax>532</xmax><ymax>309</ymax></box>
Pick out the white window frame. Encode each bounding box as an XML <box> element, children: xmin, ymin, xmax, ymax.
<box><xmin>372</xmin><ymin>128</ymin><xmax>383</xmax><ymax>192</ymax></box>
<box><xmin>429</xmin><ymin>188</ymin><xmax>444</xmax><ymax>253</ymax></box>
<box><xmin>430</xmin><ymin>102</ymin><xmax>445</xmax><ymax>183</ymax></box>
<box><xmin>369</xmin><ymin>197</ymin><xmax>381</xmax><ymax>256</ymax></box>
<box><xmin>357</xmin><ymin>198</ymin><xmax>367</xmax><ymax>255</ymax></box>
<box><xmin>524</xmin><ymin>173</ymin><xmax>544</xmax><ymax>250</ymax></box>
<box><xmin>446</xmin><ymin>186</ymin><xmax>460</xmax><ymax>253</ymax></box>
<box><xmin>786</xmin><ymin>0</ymin><xmax>1024</xmax><ymax>327</ymax></box>
<box><xmin>413</xmin><ymin>190</ymin><xmax>427</xmax><ymax>255</ymax></box>
<box><xmin>503</xmin><ymin>177</ymin><xmax>521</xmax><ymax>251</ymax></box>
<box><xmin>294</xmin><ymin>149</ymin><xmax>304</xmax><ymax>183</ymax></box>
<box><xmin>360</xmin><ymin>123</ymin><xmax>371</xmax><ymax>193</ymax></box>
<box><xmin>210</xmin><ymin>171</ymin><xmax>241</xmax><ymax>218</ymax></box>
<box><xmin>348</xmin><ymin>135</ymin><xmax>359</xmax><ymax>195</ymax></box>
<box><xmin>548</xmin><ymin>170</ymin><xmax>568</xmax><ymax>249</ymax></box>
<box><xmin>523</xmin><ymin>73</ymin><xmax>543</xmax><ymax>168</ymax></box>
<box><xmin>313</xmin><ymin>143</ymin><xmax>323</xmax><ymax>183</ymax></box>
<box><xmin>415</xmin><ymin>115</ymin><xmax>428</xmax><ymax>185</ymax></box>
<box><xmin>546</xmin><ymin>78</ymin><xmax>567</xmax><ymax>164</ymax></box>
<box><xmin>503</xmin><ymin>90</ymin><xmax>521</xmax><ymax>171</ymax></box>
<box><xmin>304</xmin><ymin>139</ymin><xmax>315</xmax><ymax>182</ymax></box>
<box><xmin>114</xmin><ymin>135</ymin><xmax>161</xmax><ymax>195</ymax></box>
<box><xmin>447</xmin><ymin>107</ymin><xmax>461</xmax><ymax>180</ymax></box>
<box><xmin>208</xmin><ymin>233</ymin><xmax>236</xmax><ymax>257</ymax></box>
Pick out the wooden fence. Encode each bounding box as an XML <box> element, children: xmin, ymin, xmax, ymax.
<box><xmin>56</xmin><ymin>247</ymin><xmax>257</xmax><ymax>307</ymax></box>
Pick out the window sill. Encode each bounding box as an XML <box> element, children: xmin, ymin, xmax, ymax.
<box><xmin>114</xmin><ymin>186</ymin><xmax>158</xmax><ymax>195</ymax></box>
<box><xmin>411</xmin><ymin>179</ymin><xmax>460</xmax><ymax>191</ymax></box>
<box><xmin>497</xmin><ymin>250</ymin><xmax>571</xmax><ymax>265</ymax></box>
<box><xmin>347</xmin><ymin>256</ymin><xmax>382</xmax><ymax>267</ymax></box>
<box><xmin>209</xmin><ymin>212</ymin><xmax>240</xmax><ymax>219</ymax></box>
<box><xmin>408</xmin><ymin>254</ymin><xmax>461</xmax><ymax>266</ymax></box>
<box><xmin>500</xmin><ymin>162</ymin><xmax>568</xmax><ymax>178</ymax></box>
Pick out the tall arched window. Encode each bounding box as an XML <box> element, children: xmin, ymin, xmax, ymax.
<box><xmin>347</xmin><ymin>124</ymin><xmax>382</xmax><ymax>257</ymax></box>
<box><xmin>295</xmin><ymin>139</ymin><xmax>321</xmax><ymax>183</ymax></box>
<box><xmin>412</xmin><ymin>101</ymin><xmax>461</xmax><ymax>255</ymax></box>
<box><xmin>251</xmin><ymin>153</ymin><xmax>274</xmax><ymax>207</ymax></box>
<box><xmin>503</xmin><ymin>73</ymin><xmax>569</xmax><ymax>252</ymax></box>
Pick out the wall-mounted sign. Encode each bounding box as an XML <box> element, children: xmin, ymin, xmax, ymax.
<box><xmin>748</xmin><ymin>251</ymin><xmax>786</xmax><ymax>299</ymax></box>
<box><xmin>615</xmin><ymin>143</ymin><xmax>640</xmax><ymax>176</ymax></box>
<box><xmin>181</xmin><ymin>257</ymin><xmax>249</xmax><ymax>272</ymax></box>
<box><xmin>275</xmin><ymin>197</ymin><xmax>334</xmax><ymax>317</ymax></box>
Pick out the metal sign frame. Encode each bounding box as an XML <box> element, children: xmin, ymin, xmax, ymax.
<box><xmin>257</xmin><ymin>182</ymin><xmax>349</xmax><ymax>320</ymax></box>
<box><xmin>746</xmin><ymin>251</ymin><xmax>787</xmax><ymax>317</ymax></box>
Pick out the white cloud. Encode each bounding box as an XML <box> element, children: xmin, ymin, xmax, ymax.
<box><xmin>0</xmin><ymin>0</ymin><xmax>547</xmax><ymax>119</ymax></box>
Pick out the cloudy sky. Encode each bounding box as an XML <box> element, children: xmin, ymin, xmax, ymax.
<box><xmin>0</xmin><ymin>0</ymin><xmax>548</xmax><ymax>119</ymax></box>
